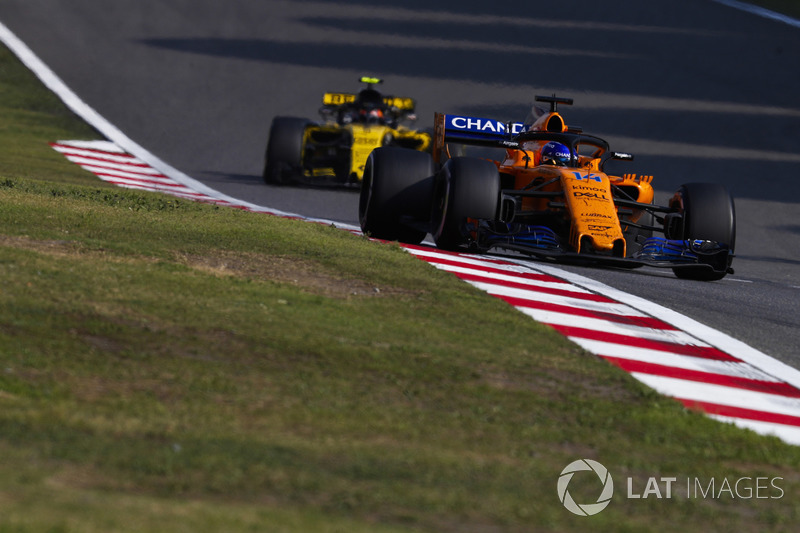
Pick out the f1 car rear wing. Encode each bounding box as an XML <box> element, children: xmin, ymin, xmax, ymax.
<box><xmin>431</xmin><ymin>111</ymin><xmax>633</xmax><ymax>167</ymax></box>
<box><xmin>432</xmin><ymin>112</ymin><xmax>524</xmax><ymax>163</ymax></box>
<box><xmin>322</xmin><ymin>93</ymin><xmax>416</xmax><ymax>112</ymax></box>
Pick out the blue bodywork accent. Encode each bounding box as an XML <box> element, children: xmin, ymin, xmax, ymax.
<box><xmin>469</xmin><ymin>225</ymin><xmax>730</xmax><ymax>273</ymax></box>
<box><xmin>636</xmin><ymin>237</ymin><xmax>700</xmax><ymax>262</ymax></box>
<box><xmin>479</xmin><ymin>224</ymin><xmax>562</xmax><ymax>250</ymax></box>
<box><xmin>443</xmin><ymin>115</ymin><xmax>525</xmax><ymax>142</ymax></box>
<box><xmin>635</xmin><ymin>237</ymin><xmax>726</xmax><ymax>263</ymax></box>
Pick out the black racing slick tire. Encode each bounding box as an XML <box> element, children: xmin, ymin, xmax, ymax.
<box><xmin>671</xmin><ymin>182</ymin><xmax>736</xmax><ymax>281</ymax></box>
<box><xmin>432</xmin><ymin>157</ymin><xmax>501</xmax><ymax>251</ymax></box>
<box><xmin>263</xmin><ymin>117</ymin><xmax>309</xmax><ymax>185</ymax></box>
<box><xmin>358</xmin><ymin>147</ymin><xmax>435</xmax><ymax>244</ymax></box>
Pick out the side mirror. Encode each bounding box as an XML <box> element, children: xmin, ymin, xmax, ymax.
<box><xmin>611</xmin><ymin>152</ymin><xmax>634</xmax><ymax>161</ymax></box>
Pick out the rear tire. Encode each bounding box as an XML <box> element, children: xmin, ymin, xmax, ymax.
<box><xmin>264</xmin><ymin>117</ymin><xmax>310</xmax><ymax>185</ymax></box>
<box><xmin>670</xmin><ymin>183</ymin><xmax>735</xmax><ymax>281</ymax></box>
<box><xmin>358</xmin><ymin>147</ymin><xmax>435</xmax><ymax>244</ymax></box>
<box><xmin>432</xmin><ymin>157</ymin><xmax>501</xmax><ymax>250</ymax></box>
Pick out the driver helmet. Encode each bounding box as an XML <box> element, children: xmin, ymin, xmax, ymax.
<box><xmin>540</xmin><ymin>141</ymin><xmax>571</xmax><ymax>166</ymax></box>
<box><xmin>361</xmin><ymin>108</ymin><xmax>384</xmax><ymax>124</ymax></box>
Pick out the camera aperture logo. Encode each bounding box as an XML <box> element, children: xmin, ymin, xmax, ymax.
<box><xmin>557</xmin><ymin>459</ymin><xmax>614</xmax><ymax>516</ymax></box>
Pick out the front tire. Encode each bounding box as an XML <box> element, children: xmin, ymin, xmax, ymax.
<box><xmin>670</xmin><ymin>182</ymin><xmax>735</xmax><ymax>281</ymax></box>
<box><xmin>263</xmin><ymin>117</ymin><xmax>310</xmax><ymax>185</ymax></box>
<box><xmin>432</xmin><ymin>157</ymin><xmax>501</xmax><ymax>250</ymax></box>
<box><xmin>359</xmin><ymin>147</ymin><xmax>435</xmax><ymax>244</ymax></box>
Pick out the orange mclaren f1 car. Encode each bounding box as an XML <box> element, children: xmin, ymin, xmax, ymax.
<box><xmin>358</xmin><ymin>95</ymin><xmax>735</xmax><ymax>280</ymax></box>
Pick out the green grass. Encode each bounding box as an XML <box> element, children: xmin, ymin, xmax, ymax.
<box><xmin>1</xmin><ymin>38</ymin><xmax>800</xmax><ymax>533</ymax></box>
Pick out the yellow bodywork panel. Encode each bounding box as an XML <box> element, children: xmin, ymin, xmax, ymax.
<box><xmin>345</xmin><ymin>125</ymin><xmax>431</xmax><ymax>180</ymax></box>
<box><xmin>347</xmin><ymin>124</ymin><xmax>390</xmax><ymax>179</ymax></box>
<box><xmin>299</xmin><ymin>122</ymin><xmax>430</xmax><ymax>182</ymax></box>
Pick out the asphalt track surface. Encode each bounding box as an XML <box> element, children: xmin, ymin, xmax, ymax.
<box><xmin>1</xmin><ymin>0</ymin><xmax>798</xmax><ymax>368</ymax></box>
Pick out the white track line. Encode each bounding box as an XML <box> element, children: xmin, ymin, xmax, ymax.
<box><xmin>431</xmin><ymin>247</ymin><xmax>800</xmax><ymax>443</ymax></box>
<box><xmin>519</xmin><ymin>259</ymin><xmax>800</xmax><ymax>392</ymax></box>
<box><xmin>575</xmin><ymin>339</ymin><xmax>779</xmax><ymax>381</ymax></box>
<box><xmin>634</xmin><ymin>374</ymin><xmax>800</xmax><ymax>418</ymax></box>
<box><xmin>710</xmin><ymin>416</ymin><xmax>800</xmax><ymax>445</ymax></box>
<box><xmin>711</xmin><ymin>0</ymin><xmax>800</xmax><ymax>29</ymax></box>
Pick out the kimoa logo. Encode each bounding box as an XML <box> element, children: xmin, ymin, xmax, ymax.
<box><xmin>558</xmin><ymin>459</ymin><xmax>614</xmax><ymax>516</ymax></box>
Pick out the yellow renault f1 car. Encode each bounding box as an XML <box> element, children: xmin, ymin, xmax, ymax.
<box><xmin>358</xmin><ymin>95</ymin><xmax>735</xmax><ymax>280</ymax></box>
<box><xmin>263</xmin><ymin>77</ymin><xmax>431</xmax><ymax>187</ymax></box>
